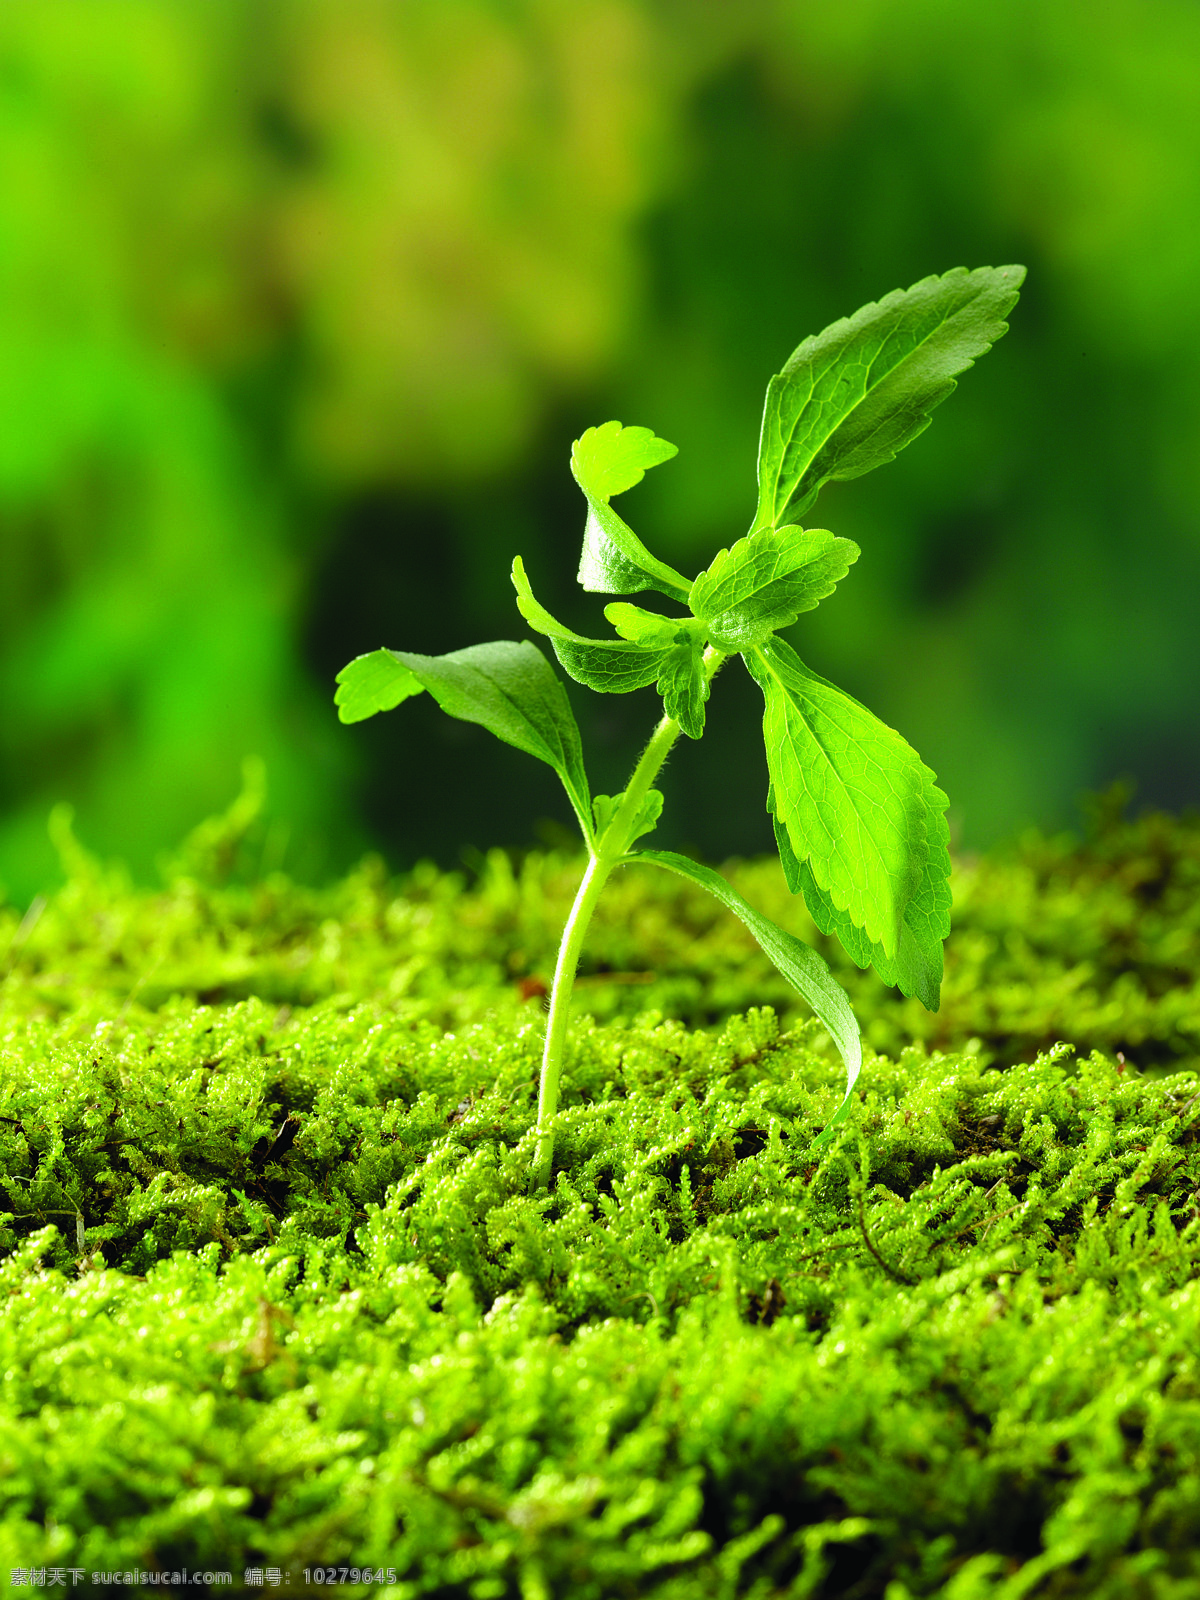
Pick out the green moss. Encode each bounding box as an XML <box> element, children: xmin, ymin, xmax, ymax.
<box><xmin>0</xmin><ymin>794</ymin><xmax>1198</xmax><ymax>1594</ymax></box>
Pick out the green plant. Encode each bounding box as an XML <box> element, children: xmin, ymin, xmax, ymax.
<box><xmin>336</xmin><ymin>266</ymin><xmax>1025</xmax><ymax>1187</ymax></box>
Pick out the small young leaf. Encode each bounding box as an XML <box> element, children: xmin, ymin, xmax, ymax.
<box><xmin>339</xmin><ymin>639</ymin><xmax>592</xmax><ymax>838</ymax></box>
<box><xmin>602</xmin><ymin>602</ymin><xmax>691</xmax><ymax>648</ymax></box>
<box><xmin>514</xmin><ymin>561</ymin><xmax>710</xmax><ymax>736</ymax></box>
<box><xmin>604</xmin><ymin>603</ymin><xmax>711</xmax><ymax>737</ymax></box>
<box><xmin>512</xmin><ymin>556</ymin><xmax>670</xmax><ymax>693</ymax></box>
<box><xmin>632</xmin><ymin>849</ymin><xmax>861</xmax><ymax>1144</ymax></box>
<box><xmin>689</xmin><ymin>526</ymin><xmax>860</xmax><ymax>652</ymax></box>
<box><xmin>593</xmin><ymin>786</ymin><xmax>663</xmax><ymax>845</ymax></box>
<box><xmin>771</xmin><ymin>760</ymin><xmax>951</xmax><ymax>1009</ymax></box>
<box><xmin>658</xmin><ymin>641</ymin><xmax>710</xmax><ymax>738</ymax></box>
<box><xmin>572</xmin><ymin>420</ymin><xmax>678</xmax><ymax>498</ymax></box>
<box><xmin>335</xmin><ymin>649</ymin><xmax>425</xmax><ymax>724</ymax></box>
<box><xmin>755</xmin><ymin>264</ymin><xmax>1025</xmax><ymax>529</ymax></box>
<box><xmin>571</xmin><ymin>422</ymin><xmax>693</xmax><ymax>602</ymax></box>
<box><xmin>746</xmin><ymin>638</ymin><xmax>928</xmax><ymax>958</ymax></box>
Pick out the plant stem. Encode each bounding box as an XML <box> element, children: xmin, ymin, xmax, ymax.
<box><xmin>531</xmin><ymin>647</ymin><xmax>726</xmax><ymax>1190</ymax></box>
<box><xmin>531</xmin><ymin>851</ymin><xmax>611</xmax><ymax>1189</ymax></box>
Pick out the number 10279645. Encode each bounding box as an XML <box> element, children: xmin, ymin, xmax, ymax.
<box><xmin>303</xmin><ymin>1569</ymin><xmax>397</xmax><ymax>1586</ymax></box>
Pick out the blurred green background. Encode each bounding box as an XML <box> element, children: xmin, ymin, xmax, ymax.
<box><xmin>2</xmin><ymin>0</ymin><xmax>1198</xmax><ymax>902</ymax></box>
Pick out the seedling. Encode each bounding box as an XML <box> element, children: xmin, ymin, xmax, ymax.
<box><xmin>336</xmin><ymin>265</ymin><xmax>1025</xmax><ymax>1187</ymax></box>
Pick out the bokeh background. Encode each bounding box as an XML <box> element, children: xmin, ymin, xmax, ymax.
<box><xmin>2</xmin><ymin>0</ymin><xmax>1198</xmax><ymax>902</ymax></box>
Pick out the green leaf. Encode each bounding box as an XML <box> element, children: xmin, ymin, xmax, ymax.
<box><xmin>688</xmin><ymin>526</ymin><xmax>860</xmax><ymax>652</ymax></box>
<box><xmin>335</xmin><ymin>649</ymin><xmax>425</xmax><ymax>724</ymax></box>
<box><xmin>570</xmin><ymin>422</ymin><xmax>693</xmax><ymax>602</ymax></box>
<box><xmin>572</xmin><ymin>420</ymin><xmax>678</xmax><ymax>498</ymax></box>
<box><xmin>657</xmin><ymin>641</ymin><xmax>710</xmax><ymax>739</ymax></box>
<box><xmin>604</xmin><ymin>603</ymin><xmax>710</xmax><ymax>738</ymax></box>
<box><xmin>771</xmin><ymin>761</ymin><xmax>951</xmax><ymax>1009</ymax></box>
<box><xmin>602</xmin><ymin>602</ymin><xmax>689</xmax><ymax>648</ymax></box>
<box><xmin>745</xmin><ymin>638</ymin><xmax>928</xmax><ymax>959</ymax></box>
<box><xmin>632</xmin><ymin>848</ymin><xmax>861</xmax><ymax>1145</ymax></box>
<box><xmin>755</xmin><ymin>264</ymin><xmax>1025</xmax><ymax>529</ymax></box>
<box><xmin>513</xmin><ymin>561</ymin><xmax>710</xmax><ymax>737</ymax></box>
<box><xmin>337</xmin><ymin>639</ymin><xmax>592</xmax><ymax>838</ymax></box>
<box><xmin>512</xmin><ymin>556</ymin><xmax>670</xmax><ymax>693</ymax></box>
<box><xmin>593</xmin><ymin>786</ymin><xmax>663</xmax><ymax>845</ymax></box>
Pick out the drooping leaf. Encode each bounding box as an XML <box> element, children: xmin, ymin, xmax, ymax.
<box><xmin>657</xmin><ymin>642</ymin><xmax>710</xmax><ymax>738</ymax></box>
<box><xmin>335</xmin><ymin>649</ymin><xmax>424</xmax><ymax>724</ymax></box>
<box><xmin>338</xmin><ymin>639</ymin><xmax>592</xmax><ymax>838</ymax></box>
<box><xmin>632</xmin><ymin>849</ymin><xmax>861</xmax><ymax>1145</ymax></box>
<box><xmin>755</xmin><ymin>264</ymin><xmax>1025</xmax><ymax>529</ymax></box>
<box><xmin>512</xmin><ymin>556</ymin><xmax>669</xmax><ymax>693</ymax></box>
<box><xmin>745</xmin><ymin>638</ymin><xmax>928</xmax><ymax>959</ymax></box>
<box><xmin>771</xmin><ymin>760</ymin><xmax>951</xmax><ymax>1009</ymax></box>
<box><xmin>604</xmin><ymin>602</ymin><xmax>710</xmax><ymax>738</ymax></box>
<box><xmin>570</xmin><ymin>422</ymin><xmax>692</xmax><ymax>602</ymax></box>
<box><xmin>689</xmin><ymin>526</ymin><xmax>860</xmax><ymax>652</ymax></box>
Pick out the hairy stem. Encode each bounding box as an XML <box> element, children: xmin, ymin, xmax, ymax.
<box><xmin>532</xmin><ymin>647</ymin><xmax>726</xmax><ymax>1190</ymax></box>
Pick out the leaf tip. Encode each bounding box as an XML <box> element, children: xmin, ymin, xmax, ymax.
<box><xmin>571</xmin><ymin>421</ymin><xmax>679</xmax><ymax>500</ymax></box>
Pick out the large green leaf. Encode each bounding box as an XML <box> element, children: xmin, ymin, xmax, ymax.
<box><xmin>633</xmin><ymin>849</ymin><xmax>861</xmax><ymax>1145</ymax></box>
<box><xmin>770</xmin><ymin>759</ymin><xmax>951</xmax><ymax>1010</ymax></box>
<box><xmin>745</xmin><ymin>638</ymin><xmax>928</xmax><ymax>959</ymax></box>
<box><xmin>755</xmin><ymin>264</ymin><xmax>1025</xmax><ymax>529</ymax></box>
<box><xmin>688</xmin><ymin>525</ymin><xmax>860</xmax><ymax>652</ymax></box>
<box><xmin>511</xmin><ymin>556</ymin><xmax>669</xmax><ymax>693</ymax></box>
<box><xmin>336</xmin><ymin>640</ymin><xmax>592</xmax><ymax>837</ymax></box>
<box><xmin>571</xmin><ymin>422</ymin><xmax>693</xmax><ymax>602</ymax></box>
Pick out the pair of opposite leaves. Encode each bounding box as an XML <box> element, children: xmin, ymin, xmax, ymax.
<box><xmin>337</xmin><ymin>265</ymin><xmax>1025</xmax><ymax>1023</ymax></box>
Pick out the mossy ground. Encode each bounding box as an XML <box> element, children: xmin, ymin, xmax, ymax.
<box><xmin>0</xmin><ymin>791</ymin><xmax>1198</xmax><ymax>1597</ymax></box>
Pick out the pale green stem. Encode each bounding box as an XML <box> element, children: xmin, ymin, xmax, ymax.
<box><xmin>530</xmin><ymin>852</ymin><xmax>610</xmax><ymax>1190</ymax></box>
<box><xmin>531</xmin><ymin>646</ymin><xmax>726</xmax><ymax>1190</ymax></box>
